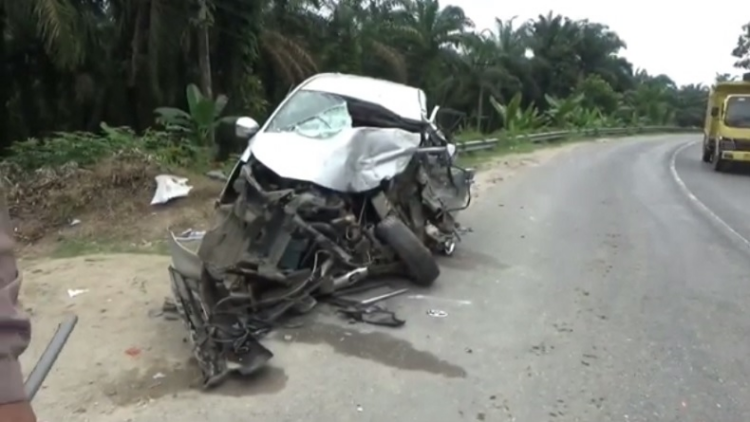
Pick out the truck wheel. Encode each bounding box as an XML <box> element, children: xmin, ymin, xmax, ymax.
<box><xmin>702</xmin><ymin>142</ymin><xmax>712</xmax><ymax>163</ymax></box>
<box><xmin>376</xmin><ymin>215</ymin><xmax>440</xmax><ymax>286</ymax></box>
<box><xmin>713</xmin><ymin>144</ymin><xmax>726</xmax><ymax>172</ymax></box>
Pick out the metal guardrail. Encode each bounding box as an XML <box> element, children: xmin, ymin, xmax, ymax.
<box><xmin>457</xmin><ymin>126</ymin><xmax>701</xmax><ymax>153</ymax></box>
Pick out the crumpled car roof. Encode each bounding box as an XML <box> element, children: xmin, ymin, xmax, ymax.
<box><xmin>299</xmin><ymin>73</ymin><xmax>428</xmax><ymax>122</ymax></box>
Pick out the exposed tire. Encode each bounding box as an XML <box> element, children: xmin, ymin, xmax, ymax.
<box><xmin>376</xmin><ymin>215</ymin><xmax>440</xmax><ymax>286</ymax></box>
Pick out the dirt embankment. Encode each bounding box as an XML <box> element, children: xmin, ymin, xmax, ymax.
<box><xmin>4</xmin><ymin>156</ymin><xmax>223</xmax><ymax>258</ymax></box>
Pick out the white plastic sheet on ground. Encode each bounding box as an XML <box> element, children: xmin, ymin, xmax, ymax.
<box><xmin>151</xmin><ymin>174</ymin><xmax>193</xmax><ymax>205</ymax></box>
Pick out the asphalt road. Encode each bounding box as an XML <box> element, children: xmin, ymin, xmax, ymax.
<box><xmin>103</xmin><ymin>134</ymin><xmax>750</xmax><ymax>422</ymax></box>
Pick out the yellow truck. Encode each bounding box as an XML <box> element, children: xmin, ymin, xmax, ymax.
<box><xmin>702</xmin><ymin>73</ymin><xmax>750</xmax><ymax>171</ymax></box>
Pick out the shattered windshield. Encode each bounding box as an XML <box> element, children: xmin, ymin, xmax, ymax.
<box><xmin>265</xmin><ymin>90</ymin><xmax>353</xmax><ymax>137</ymax></box>
<box><xmin>724</xmin><ymin>96</ymin><xmax>750</xmax><ymax>128</ymax></box>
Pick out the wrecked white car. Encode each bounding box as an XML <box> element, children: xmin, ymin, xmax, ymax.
<box><xmin>167</xmin><ymin>73</ymin><xmax>474</xmax><ymax>387</ymax></box>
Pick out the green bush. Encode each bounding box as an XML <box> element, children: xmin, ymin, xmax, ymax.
<box><xmin>3</xmin><ymin>123</ymin><xmax>207</xmax><ymax>173</ymax></box>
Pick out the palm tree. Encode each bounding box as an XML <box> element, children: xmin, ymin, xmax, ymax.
<box><xmin>490</xmin><ymin>17</ymin><xmax>537</xmax><ymax>105</ymax></box>
<box><xmin>522</xmin><ymin>12</ymin><xmax>582</xmax><ymax>99</ymax></box>
<box><xmin>3</xmin><ymin>0</ymin><xmax>87</xmax><ymax>69</ymax></box>
<box><xmin>392</xmin><ymin>0</ymin><xmax>474</xmax><ymax>90</ymax></box>
<box><xmin>454</xmin><ymin>33</ymin><xmax>509</xmax><ymax>130</ymax></box>
<box><xmin>0</xmin><ymin>0</ymin><xmax>709</xmax><ymax>145</ymax></box>
<box><xmin>574</xmin><ymin>21</ymin><xmax>630</xmax><ymax>90</ymax></box>
<box><xmin>732</xmin><ymin>22</ymin><xmax>749</xmax><ymax>69</ymax></box>
<box><xmin>316</xmin><ymin>0</ymin><xmax>408</xmax><ymax>82</ymax></box>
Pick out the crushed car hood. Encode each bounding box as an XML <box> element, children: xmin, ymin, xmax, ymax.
<box><xmin>249</xmin><ymin>128</ymin><xmax>421</xmax><ymax>193</ymax></box>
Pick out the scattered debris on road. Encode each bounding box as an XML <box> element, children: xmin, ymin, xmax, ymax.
<box><xmin>205</xmin><ymin>169</ymin><xmax>229</xmax><ymax>182</ymax></box>
<box><xmin>66</xmin><ymin>289</ymin><xmax>88</xmax><ymax>298</ymax></box>
<box><xmin>426</xmin><ymin>309</ymin><xmax>448</xmax><ymax>318</ymax></box>
<box><xmin>124</xmin><ymin>347</ymin><xmax>142</xmax><ymax>357</ymax></box>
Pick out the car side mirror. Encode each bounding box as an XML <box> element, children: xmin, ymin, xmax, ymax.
<box><xmin>711</xmin><ymin>107</ymin><xmax>719</xmax><ymax>117</ymax></box>
<box><xmin>236</xmin><ymin>117</ymin><xmax>260</xmax><ymax>138</ymax></box>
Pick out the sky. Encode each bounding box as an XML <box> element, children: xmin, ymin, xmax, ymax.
<box><xmin>446</xmin><ymin>0</ymin><xmax>750</xmax><ymax>86</ymax></box>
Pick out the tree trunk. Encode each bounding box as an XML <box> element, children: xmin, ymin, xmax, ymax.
<box><xmin>476</xmin><ymin>84</ymin><xmax>484</xmax><ymax>132</ymax></box>
<box><xmin>196</xmin><ymin>0</ymin><xmax>215</xmax><ymax>158</ymax></box>
<box><xmin>198</xmin><ymin>28</ymin><xmax>212</xmax><ymax>99</ymax></box>
<box><xmin>197</xmin><ymin>0</ymin><xmax>213</xmax><ymax>99</ymax></box>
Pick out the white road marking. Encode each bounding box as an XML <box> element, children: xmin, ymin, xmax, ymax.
<box><xmin>669</xmin><ymin>140</ymin><xmax>750</xmax><ymax>252</ymax></box>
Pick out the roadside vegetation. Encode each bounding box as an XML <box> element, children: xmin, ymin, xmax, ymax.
<box><xmin>0</xmin><ymin>0</ymin><xmax>742</xmax><ymax>251</ymax></box>
<box><xmin>732</xmin><ymin>21</ymin><xmax>750</xmax><ymax>73</ymax></box>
